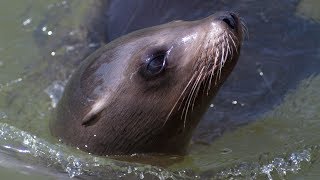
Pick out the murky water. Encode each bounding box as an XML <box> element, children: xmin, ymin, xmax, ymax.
<box><xmin>0</xmin><ymin>0</ymin><xmax>319</xmax><ymax>179</ymax></box>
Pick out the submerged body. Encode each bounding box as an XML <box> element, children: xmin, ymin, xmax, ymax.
<box><xmin>50</xmin><ymin>12</ymin><xmax>244</xmax><ymax>156</ymax></box>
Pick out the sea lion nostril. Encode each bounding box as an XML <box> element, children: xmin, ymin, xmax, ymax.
<box><xmin>222</xmin><ymin>14</ymin><xmax>237</xmax><ymax>30</ymax></box>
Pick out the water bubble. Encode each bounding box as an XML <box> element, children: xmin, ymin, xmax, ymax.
<box><xmin>42</xmin><ymin>26</ymin><xmax>47</xmax><ymax>32</ymax></box>
<box><xmin>273</xmin><ymin>158</ymin><xmax>287</xmax><ymax>177</ymax></box>
<box><xmin>261</xmin><ymin>164</ymin><xmax>274</xmax><ymax>180</ymax></box>
<box><xmin>22</xmin><ymin>18</ymin><xmax>32</xmax><ymax>26</ymax></box>
<box><xmin>66</xmin><ymin>156</ymin><xmax>83</xmax><ymax>178</ymax></box>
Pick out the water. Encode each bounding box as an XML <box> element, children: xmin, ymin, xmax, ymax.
<box><xmin>0</xmin><ymin>0</ymin><xmax>319</xmax><ymax>179</ymax></box>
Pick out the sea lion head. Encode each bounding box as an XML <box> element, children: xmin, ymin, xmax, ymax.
<box><xmin>51</xmin><ymin>12</ymin><xmax>245</xmax><ymax>155</ymax></box>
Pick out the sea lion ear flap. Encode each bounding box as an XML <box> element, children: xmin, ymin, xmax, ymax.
<box><xmin>81</xmin><ymin>102</ymin><xmax>106</xmax><ymax>126</ymax></box>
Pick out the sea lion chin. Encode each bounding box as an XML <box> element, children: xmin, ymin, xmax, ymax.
<box><xmin>50</xmin><ymin>11</ymin><xmax>245</xmax><ymax>156</ymax></box>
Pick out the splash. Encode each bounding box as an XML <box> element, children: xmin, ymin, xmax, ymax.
<box><xmin>0</xmin><ymin>123</ymin><xmax>195</xmax><ymax>179</ymax></box>
<box><xmin>215</xmin><ymin>149</ymin><xmax>312</xmax><ymax>179</ymax></box>
<box><xmin>44</xmin><ymin>81</ymin><xmax>65</xmax><ymax>108</ymax></box>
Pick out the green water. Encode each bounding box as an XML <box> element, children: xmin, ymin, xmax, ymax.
<box><xmin>0</xmin><ymin>0</ymin><xmax>319</xmax><ymax>179</ymax></box>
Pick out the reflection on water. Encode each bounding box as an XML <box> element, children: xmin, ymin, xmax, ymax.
<box><xmin>0</xmin><ymin>0</ymin><xmax>319</xmax><ymax>179</ymax></box>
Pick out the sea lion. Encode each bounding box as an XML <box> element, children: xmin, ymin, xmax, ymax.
<box><xmin>50</xmin><ymin>11</ymin><xmax>244</xmax><ymax>156</ymax></box>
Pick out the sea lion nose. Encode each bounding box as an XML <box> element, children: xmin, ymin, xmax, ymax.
<box><xmin>220</xmin><ymin>13</ymin><xmax>238</xmax><ymax>30</ymax></box>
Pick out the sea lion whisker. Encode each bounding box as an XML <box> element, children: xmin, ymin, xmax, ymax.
<box><xmin>240</xmin><ymin>18</ymin><xmax>249</xmax><ymax>39</ymax></box>
<box><xmin>226</xmin><ymin>36</ymin><xmax>233</xmax><ymax>58</ymax></box>
<box><xmin>221</xmin><ymin>37</ymin><xmax>230</xmax><ymax>70</ymax></box>
<box><xmin>181</xmin><ymin>44</ymin><xmax>206</xmax><ymax>116</ymax></box>
<box><xmin>178</xmin><ymin>72</ymin><xmax>199</xmax><ymax>110</ymax></box>
<box><xmin>189</xmin><ymin>70</ymin><xmax>208</xmax><ymax>129</ymax></box>
<box><xmin>182</xmin><ymin>69</ymin><xmax>201</xmax><ymax>121</ymax></box>
<box><xmin>226</xmin><ymin>39</ymin><xmax>230</xmax><ymax>56</ymax></box>
<box><xmin>228</xmin><ymin>34</ymin><xmax>238</xmax><ymax>54</ymax></box>
<box><xmin>214</xmin><ymin>50</ymin><xmax>221</xmax><ymax>85</ymax></box>
<box><xmin>225</xmin><ymin>35</ymin><xmax>231</xmax><ymax>62</ymax></box>
<box><xmin>207</xmin><ymin>67</ymin><xmax>215</xmax><ymax>93</ymax></box>
<box><xmin>191</xmin><ymin>66</ymin><xmax>206</xmax><ymax>111</ymax></box>
<box><xmin>204</xmin><ymin>39</ymin><xmax>214</xmax><ymax>95</ymax></box>
<box><xmin>163</xmin><ymin>73</ymin><xmax>197</xmax><ymax>127</ymax></box>
<box><xmin>206</xmin><ymin>45</ymin><xmax>218</xmax><ymax>95</ymax></box>
<box><xmin>182</xmin><ymin>66</ymin><xmax>205</xmax><ymax>130</ymax></box>
<box><xmin>223</xmin><ymin>40</ymin><xmax>229</xmax><ymax>65</ymax></box>
<box><xmin>218</xmin><ymin>41</ymin><xmax>226</xmax><ymax>81</ymax></box>
<box><xmin>183</xmin><ymin>67</ymin><xmax>203</xmax><ymax>113</ymax></box>
<box><xmin>218</xmin><ymin>37</ymin><xmax>230</xmax><ymax>83</ymax></box>
<box><xmin>205</xmin><ymin>37</ymin><xmax>223</xmax><ymax>95</ymax></box>
<box><xmin>181</xmin><ymin>82</ymin><xmax>196</xmax><ymax>122</ymax></box>
<box><xmin>206</xmin><ymin>63</ymin><xmax>214</xmax><ymax>95</ymax></box>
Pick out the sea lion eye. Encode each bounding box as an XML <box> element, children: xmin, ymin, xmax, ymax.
<box><xmin>140</xmin><ymin>51</ymin><xmax>167</xmax><ymax>79</ymax></box>
<box><xmin>147</xmin><ymin>53</ymin><xmax>167</xmax><ymax>74</ymax></box>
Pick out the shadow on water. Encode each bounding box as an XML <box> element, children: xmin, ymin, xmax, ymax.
<box><xmin>0</xmin><ymin>0</ymin><xmax>319</xmax><ymax>179</ymax></box>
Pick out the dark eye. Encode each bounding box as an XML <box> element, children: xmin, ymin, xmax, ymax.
<box><xmin>147</xmin><ymin>53</ymin><xmax>167</xmax><ymax>74</ymax></box>
<box><xmin>140</xmin><ymin>51</ymin><xmax>167</xmax><ymax>79</ymax></box>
